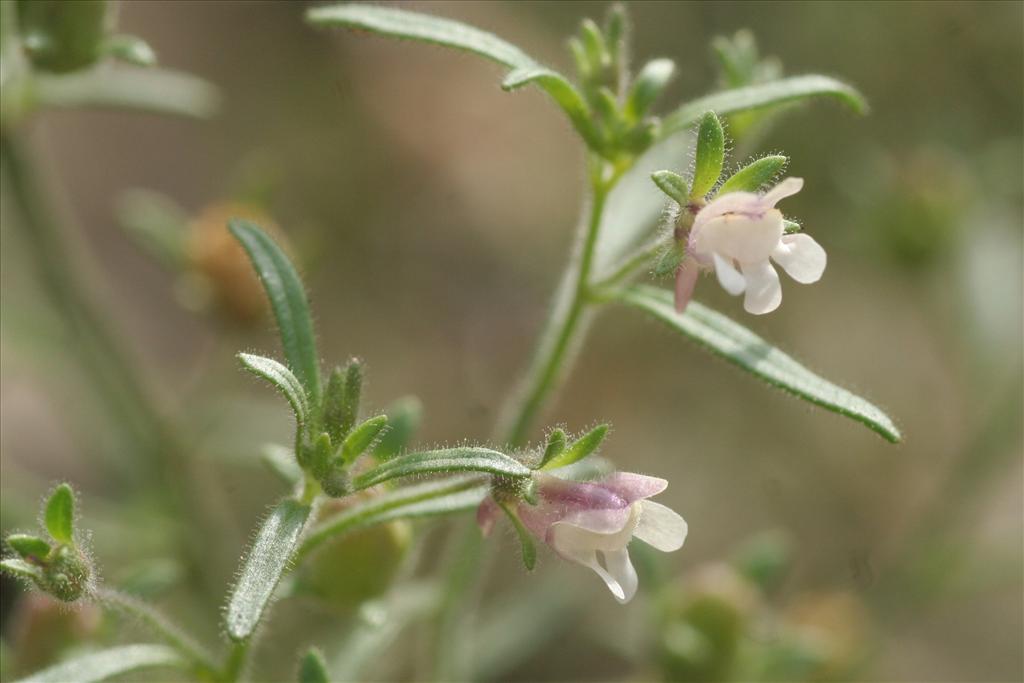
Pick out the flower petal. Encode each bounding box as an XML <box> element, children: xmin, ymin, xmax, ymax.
<box><xmin>599</xmin><ymin>548</ymin><xmax>639</xmax><ymax>604</ymax></box>
<box><xmin>694</xmin><ymin>190</ymin><xmax>762</xmax><ymax>227</ymax></box>
<box><xmin>549</xmin><ymin>503</ymin><xmax>639</xmax><ymax>553</ymax></box>
<box><xmin>599</xmin><ymin>472</ymin><xmax>668</xmax><ymax>503</ymax></box>
<box><xmin>740</xmin><ymin>260</ymin><xmax>782</xmax><ymax>314</ymax></box>
<box><xmin>713</xmin><ymin>253</ymin><xmax>747</xmax><ymax>296</ymax></box>
<box><xmin>771</xmin><ymin>233</ymin><xmax>826</xmax><ymax>284</ymax></box>
<box><xmin>696</xmin><ymin>211</ymin><xmax>784</xmax><ymax>263</ymax></box>
<box><xmin>635</xmin><ymin>500</ymin><xmax>688</xmax><ymax>552</ymax></box>
<box><xmin>760</xmin><ymin>177</ymin><xmax>803</xmax><ymax>209</ymax></box>
<box><xmin>674</xmin><ymin>258</ymin><xmax>700</xmax><ymax>313</ymax></box>
<box><xmin>556</xmin><ymin>545</ymin><xmax>634</xmax><ymax>602</ymax></box>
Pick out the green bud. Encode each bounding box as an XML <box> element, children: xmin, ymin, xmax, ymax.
<box><xmin>5</xmin><ymin>534</ymin><xmax>51</xmax><ymax>560</ymax></box>
<box><xmin>39</xmin><ymin>545</ymin><xmax>91</xmax><ymax>602</ymax></box>
<box><xmin>310</xmin><ymin>432</ymin><xmax>333</xmax><ymax>479</ymax></box>
<box><xmin>691</xmin><ymin>112</ymin><xmax>726</xmax><ymax>200</ymax></box>
<box><xmin>44</xmin><ymin>484</ymin><xmax>74</xmax><ymax>545</ymax></box>
<box><xmin>338</xmin><ymin>359</ymin><xmax>364</xmax><ymax>438</ymax></box>
<box><xmin>783</xmin><ymin>219</ymin><xmax>801</xmax><ymax>234</ymax></box>
<box><xmin>16</xmin><ymin>0</ymin><xmax>109</xmax><ymax>73</ymax></box>
<box><xmin>604</xmin><ymin>3</ymin><xmax>628</xmax><ymax>76</ymax></box>
<box><xmin>319</xmin><ymin>468</ymin><xmax>351</xmax><ymax>498</ymax></box>
<box><xmin>626</xmin><ymin>58</ymin><xmax>676</xmax><ymax>120</ymax></box>
<box><xmin>652</xmin><ymin>170</ymin><xmax>690</xmax><ymax>205</ymax></box>
<box><xmin>341</xmin><ymin>415</ymin><xmax>388</xmax><ymax>464</ymax></box>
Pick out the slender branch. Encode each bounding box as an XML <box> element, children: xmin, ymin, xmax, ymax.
<box><xmin>95</xmin><ymin>587</ymin><xmax>219</xmax><ymax>675</ymax></box>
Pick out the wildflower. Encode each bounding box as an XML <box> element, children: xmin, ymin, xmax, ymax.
<box><xmin>676</xmin><ymin>177</ymin><xmax>826</xmax><ymax>314</ymax></box>
<box><xmin>478</xmin><ymin>472</ymin><xmax>687</xmax><ymax>603</ymax></box>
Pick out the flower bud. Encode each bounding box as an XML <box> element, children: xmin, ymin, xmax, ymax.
<box><xmin>16</xmin><ymin>0</ymin><xmax>110</xmax><ymax>74</ymax></box>
<box><xmin>39</xmin><ymin>545</ymin><xmax>92</xmax><ymax>603</ymax></box>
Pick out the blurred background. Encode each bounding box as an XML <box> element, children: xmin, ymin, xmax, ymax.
<box><xmin>1</xmin><ymin>1</ymin><xmax>1021</xmax><ymax>681</ymax></box>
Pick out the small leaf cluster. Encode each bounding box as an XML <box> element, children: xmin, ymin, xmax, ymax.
<box><xmin>566</xmin><ymin>6</ymin><xmax>675</xmax><ymax>161</ymax></box>
<box><xmin>1</xmin><ymin>484</ymin><xmax>93</xmax><ymax>602</ymax></box>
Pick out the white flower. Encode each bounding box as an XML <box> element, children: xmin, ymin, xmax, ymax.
<box><xmin>675</xmin><ymin>177</ymin><xmax>826</xmax><ymax>315</ymax></box>
<box><xmin>477</xmin><ymin>472</ymin><xmax>687</xmax><ymax>603</ymax></box>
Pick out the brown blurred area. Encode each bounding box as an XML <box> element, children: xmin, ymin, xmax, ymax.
<box><xmin>1</xmin><ymin>2</ymin><xmax>1021</xmax><ymax>681</ymax></box>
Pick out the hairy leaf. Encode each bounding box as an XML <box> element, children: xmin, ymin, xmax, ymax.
<box><xmin>44</xmin><ymin>484</ymin><xmax>74</xmax><ymax>544</ymax></box>
<box><xmin>718</xmin><ymin>155</ymin><xmax>788</xmax><ymax>194</ymax></box>
<box><xmin>6</xmin><ymin>534</ymin><xmax>50</xmax><ymax>559</ymax></box>
<box><xmin>238</xmin><ymin>353</ymin><xmax>310</xmax><ymax>431</ymax></box>
<box><xmin>651</xmin><ymin>169</ymin><xmax>689</xmax><ymax>205</ymax></box>
<box><xmin>690</xmin><ymin>112</ymin><xmax>725</xmax><ymax>199</ymax></box>
<box><xmin>497</xmin><ymin>502</ymin><xmax>536</xmax><ymax>570</ymax></box>
<box><xmin>230</xmin><ymin>220</ymin><xmax>321</xmax><ymax>401</ymax></box>
<box><xmin>542</xmin><ymin>425</ymin><xmax>610</xmax><ymax>470</ymax></box>
<box><xmin>226</xmin><ymin>499</ymin><xmax>311</xmax><ymax>641</ymax></box>
<box><xmin>353</xmin><ymin>448</ymin><xmax>530</xmax><ymax>490</ymax></box>
<box><xmin>16</xmin><ymin>644</ymin><xmax>184</xmax><ymax>683</ymax></box>
<box><xmin>614</xmin><ymin>285</ymin><xmax>900</xmax><ymax>442</ymax></box>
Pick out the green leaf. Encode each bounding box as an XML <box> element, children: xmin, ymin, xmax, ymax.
<box><xmin>497</xmin><ymin>503</ymin><xmax>536</xmax><ymax>571</ymax></box>
<box><xmin>537</xmin><ymin>428</ymin><xmax>567</xmax><ymax>469</ymax></box>
<box><xmin>103</xmin><ymin>35</ymin><xmax>157</xmax><ymax>67</ymax></box>
<box><xmin>34</xmin><ymin>66</ymin><xmax>219</xmax><ymax>119</ymax></box>
<box><xmin>651</xmin><ymin>169</ymin><xmax>689</xmax><ymax>205</ymax></box>
<box><xmin>653</xmin><ymin>241</ymin><xmax>686</xmax><ymax>277</ymax></box>
<box><xmin>298</xmin><ymin>647</ymin><xmax>329</xmax><ymax>683</ymax></box>
<box><xmin>309</xmin><ymin>432</ymin><xmax>333</xmax><ymax>478</ymax></box>
<box><xmin>542</xmin><ymin>425</ymin><xmax>611</xmax><ymax>470</ymax></box>
<box><xmin>341</xmin><ymin>415</ymin><xmax>388</xmax><ymax>464</ymax></box>
<box><xmin>5</xmin><ymin>534</ymin><xmax>50</xmax><ymax>559</ymax></box>
<box><xmin>1</xmin><ymin>558</ymin><xmax>43</xmax><ymax>581</ymax></box>
<box><xmin>627</xmin><ymin>58</ymin><xmax>676</xmax><ymax>120</ymax></box>
<box><xmin>783</xmin><ymin>219</ymin><xmax>801</xmax><ymax>234</ymax></box>
<box><xmin>662</xmin><ymin>74</ymin><xmax>867</xmax><ymax>138</ymax></box>
<box><xmin>15</xmin><ymin>644</ymin><xmax>185</xmax><ymax>683</ymax></box>
<box><xmin>373</xmin><ymin>396</ymin><xmax>422</xmax><ymax>461</ymax></box>
<box><xmin>613</xmin><ymin>285</ymin><xmax>901</xmax><ymax>442</ymax></box>
<box><xmin>230</xmin><ymin>219</ymin><xmax>322</xmax><ymax>402</ymax></box>
<box><xmin>226</xmin><ymin>499</ymin><xmax>312</xmax><ymax>641</ymax></box>
<box><xmin>238</xmin><ymin>353</ymin><xmax>310</xmax><ymax>432</ymax></box>
<box><xmin>691</xmin><ymin>112</ymin><xmax>725</xmax><ymax>199</ymax></box>
<box><xmin>306</xmin><ymin>4</ymin><xmax>597</xmax><ymax>149</ymax></box>
<box><xmin>44</xmin><ymin>484</ymin><xmax>74</xmax><ymax>544</ymax></box>
<box><xmin>718</xmin><ymin>155</ymin><xmax>788</xmax><ymax>194</ymax></box>
<box><xmin>261</xmin><ymin>444</ymin><xmax>303</xmax><ymax>487</ymax></box>
<box><xmin>353</xmin><ymin>448</ymin><xmax>530</xmax><ymax>491</ymax></box>
<box><xmin>298</xmin><ymin>478</ymin><xmax>486</xmax><ymax>561</ymax></box>
<box><xmin>337</xmin><ymin>359</ymin><xmax>364</xmax><ymax>439</ymax></box>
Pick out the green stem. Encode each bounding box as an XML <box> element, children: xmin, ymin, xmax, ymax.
<box><xmin>222</xmin><ymin>639</ymin><xmax>250</xmax><ymax>683</ymax></box>
<box><xmin>495</xmin><ymin>157</ymin><xmax>614</xmax><ymax>447</ymax></box>
<box><xmin>96</xmin><ymin>587</ymin><xmax>219</xmax><ymax>676</ymax></box>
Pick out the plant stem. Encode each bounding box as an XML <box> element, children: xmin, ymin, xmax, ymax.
<box><xmin>222</xmin><ymin>639</ymin><xmax>250</xmax><ymax>683</ymax></box>
<box><xmin>96</xmin><ymin>587</ymin><xmax>219</xmax><ymax>676</ymax></box>
<box><xmin>494</xmin><ymin>157</ymin><xmax>614</xmax><ymax>447</ymax></box>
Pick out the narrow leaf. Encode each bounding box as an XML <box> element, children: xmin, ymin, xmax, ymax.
<box><xmin>298</xmin><ymin>477</ymin><xmax>487</xmax><ymax>561</ymax></box>
<box><xmin>230</xmin><ymin>219</ymin><xmax>321</xmax><ymax>402</ymax></box>
<box><xmin>226</xmin><ymin>499</ymin><xmax>311</xmax><ymax>641</ymax></box>
<box><xmin>103</xmin><ymin>35</ymin><xmax>157</xmax><ymax>67</ymax></box>
<box><xmin>614</xmin><ymin>285</ymin><xmax>901</xmax><ymax>442</ymax></box>
<box><xmin>662</xmin><ymin>74</ymin><xmax>867</xmax><ymax>138</ymax></box>
<box><xmin>1</xmin><ymin>558</ymin><xmax>43</xmax><ymax>581</ymax></box>
<box><xmin>238</xmin><ymin>353</ymin><xmax>309</xmax><ymax>431</ymax></box>
<box><xmin>691</xmin><ymin>111</ymin><xmax>725</xmax><ymax>199</ymax></box>
<box><xmin>298</xmin><ymin>648</ymin><xmax>329</xmax><ymax>683</ymax></box>
<box><xmin>651</xmin><ymin>169</ymin><xmax>689</xmax><ymax>205</ymax></box>
<box><xmin>353</xmin><ymin>448</ymin><xmax>530</xmax><ymax>491</ymax></box>
<box><xmin>44</xmin><ymin>484</ymin><xmax>74</xmax><ymax>544</ymax></box>
<box><xmin>542</xmin><ymin>425</ymin><xmax>610</xmax><ymax>470</ymax></box>
<box><xmin>310</xmin><ymin>432</ymin><xmax>333</xmax><ymax>478</ymax></box>
<box><xmin>497</xmin><ymin>502</ymin><xmax>536</xmax><ymax>570</ymax></box>
<box><xmin>537</xmin><ymin>428</ymin><xmax>567</xmax><ymax>469</ymax></box>
<box><xmin>15</xmin><ymin>644</ymin><xmax>184</xmax><ymax>683</ymax></box>
<box><xmin>307</xmin><ymin>4</ymin><xmax>596</xmax><ymax>149</ymax></box>
<box><xmin>338</xmin><ymin>359</ymin><xmax>364</xmax><ymax>438</ymax></box>
<box><xmin>373</xmin><ymin>397</ymin><xmax>422</xmax><ymax>461</ymax></box>
<box><xmin>341</xmin><ymin>415</ymin><xmax>388</xmax><ymax>464</ymax></box>
<box><xmin>6</xmin><ymin>534</ymin><xmax>50</xmax><ymax>559</ymax></box>
<box><xmin>718</xmin><ymin>155</ymin><xmax>787</xmax><ymax>194</ymax></box>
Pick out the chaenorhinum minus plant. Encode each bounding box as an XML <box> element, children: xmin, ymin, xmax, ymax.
<box><xmin>1</xmin><ymin>3</ymin><xmax>902</xmax><ymax>682</ymax></box>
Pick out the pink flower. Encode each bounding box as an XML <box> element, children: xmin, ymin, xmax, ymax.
<box><xmin>478</xmin><ymin>471</ymin><xmax>687</xmax><ymax>603</ymax></box>
<box><xmin>675</xmin><ymin>177</ymin><xmax>826</xmax><ymax>315</ymax></box>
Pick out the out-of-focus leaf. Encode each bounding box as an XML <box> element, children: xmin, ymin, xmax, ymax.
<box><xmin>662</xmin><ymin>75</ymin><xmax>867</xmax><ymax>137</ymax></box>
<box><xmin>1</xmin><ymin>558</ymin><xmax>43</xmax><ymax>581</ymax></box>
<box><xmin>103</xmin><ymin>35</ymin><xmax>157</xmax><ymax>67</ymax></box>
<box><xmin>238</xmin><ymin>353</ymin><xmax>310</xmax><ymax>431</ymax></box>
<box><xmin>226</xmin><ymin>499</ymin><xmax>311</xmax><ymax>641</ymax></box>
<box><xmin>626</xmin><ymin>58</ymin><xmax>676</xmax><ymax>120</ymax></box>
<box><xmin>353</xmin><ymin>448</ymin><xmax>530</xmax><ymax>490</ymax></box>
<box><xmin>15</xmin><ymin>644</ymin><xmax>184</xmax><ymax>683</ymax></box>
<box><xmin>612</xmin><ymin>285</ymin><xmax>901</xmax><ymax>442</ymax></box>
<box><xmin>230</xmin><ymin>219</ymin><xmax>322</xmax><ymax>401</ymax></box>
<box><xmin>373</xmin><ymin>397</ymin><xmax>422</xmax><ymax>461</ymax></box>
<box><xmin>298</xmin><ymin>648</ymin><xmax>330</xmax><ymax>683</ymax></box>
<box><xmin>261</xmin><ymin>444</ymin><xmax>303</xmax><ymax>487</ymax></box>
<box><xmin>34</xmin><ymin>66</ymin><xmax>219</xmax><ymax>118</ymax></box>
<box><xmin>44</xmin><ymin>484</ymin><xmax>74</xmax><ymax>543</ymax></box>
